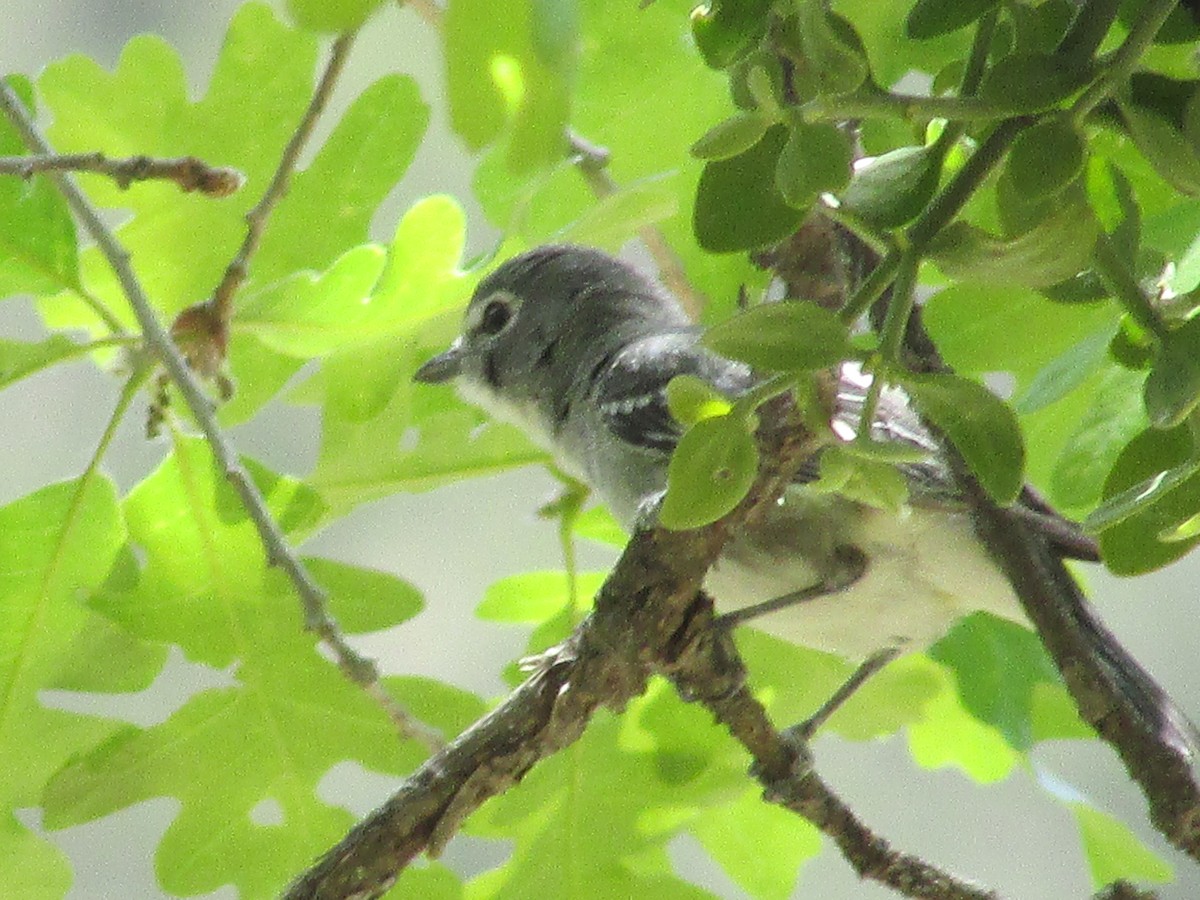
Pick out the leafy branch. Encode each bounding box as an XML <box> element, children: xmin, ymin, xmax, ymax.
<box><xmin>0</xmin><ymin>51</ymin><xmax>442</xmax><ymax>751</ymax></box>
<box><xmin>809</xmin><ymin>0</ymin><xmax>1200</xmax><ymax>860</ymax></box>
<box><xmin>287</xmin><ymin>398</ymin><xmax>998</xmax><ymax>900</ymax></box>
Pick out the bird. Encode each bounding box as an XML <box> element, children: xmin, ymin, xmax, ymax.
<box><xmin>414</xmin><ymin>243</ymin><xmax>1196</xmax><ymax>754</ymax></box>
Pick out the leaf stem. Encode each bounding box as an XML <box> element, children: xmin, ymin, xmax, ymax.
<box><xmin>732</xmin><ymin>372</ymin><xmax>797</xmax><ymax>419</ymax></box>
<box><xmin>1092</xmin><ymin>231</ymin><xmax>1170</xmax><ymax>342</ymax></box>
<box><xmin>1071</xmin><ymin>0</ymin><xmax>1180</xmax><ymax>120</ymax></box>
<box><xmin>908</xmin><ymin>118</ymin><xmax>1025</xmax><ymax>250</ymax></box>
<box><xmin>210</xmin><ymin>28</ymin><xmax>359</xmax><ymax>323</ymax></box>
<box><xmin>839</xmin><ymin>247</ymin><xmax>900</xmax><ymax>324</ymax></box>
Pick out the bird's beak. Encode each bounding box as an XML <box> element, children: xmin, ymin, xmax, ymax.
<box><xmin>413</xmin><ymin>338</ymin><xmax>464</xmax><ymax>384</ymax></box>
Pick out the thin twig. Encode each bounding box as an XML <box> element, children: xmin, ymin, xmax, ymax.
<box><xmin>0</xmin><ymin>152</ymin><xmax>243</xmax><ymax>196</ymax></box>
<box><xmin>0</xmin><ymin>75</ymin><xmax>442</xmax><ymax>753</ymax></box>
<box><xmin>567</xmin><ymin>128</ymin><xmax>710</xmax><ymax>319</ymax></box>
<box><xmin>210</xmin><ymin>28</ymin><xmax>359</xmax><ymax>323</ymax></box>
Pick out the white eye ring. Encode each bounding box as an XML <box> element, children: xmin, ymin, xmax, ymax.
<box><xmin>469</xmin><ymin>291</ymin><xmax>521</xmax><ymax>337</ymax></box>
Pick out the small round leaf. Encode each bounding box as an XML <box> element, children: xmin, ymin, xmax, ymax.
<box><xmin>840</xmin><ymin>146</ymin><xmax>941</xmax><ymax>229</ymax></box>
<box><xmin>1003</xmin><ymin>118</ymin><xmax>1085</xmax><ymax>198</ymax></box>
<box><xmin>660</xmin><ymin>416</ymin><xmax>759</xmax><ymax>530</ymax></box>
<box><xmin>691</xmin><ymin>112</ymin><xmax>772</xmax><ymax>161</ymax></box>
<box><xmin>901</xmin><ymin>373</ymin><xmax>1025</xmax><ymax>504</ymax></box>
<box><xmin>906</xmin><ymin>0</ymin><xmax>999</xmax><ymax>39</ymax></box>
<box><xmin>978</xmin><ymin>53</ymin><xmax>1091</xmax><ymax>113</ymax></box>
<box><xmin>666</xmin><ymin>374</ymin><xmax>733</xmax><ymax>425</ymax></box>
<box><xmin>775</xmin><ymin>122</ymin><xmax>852</xmax><ymax>209</ymax></box>
<box><xmin>702</xmin><ymin>303</ymin><xmax>852</xmax><ymax>372</ymax></box>
<box><xmin>694</xmin><ymin>125</ymin><xmax>805</xmax><ymax>252</ymax></box>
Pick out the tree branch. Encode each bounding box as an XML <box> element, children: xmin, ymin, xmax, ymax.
<box><xmin>286</xmin><ymin>383</ymin><xmax>999</xmax><ymax>900</ymax></box>
<box><xmin>210</xmin><ymin>28</ymin><xmax>358</xmax><ymax>322</ymax></box>
<box><xmin>962</xmin><ymin>470</ymin><xmax>1200</xmax><ymax>861</ymax></box>
<box><xmin>0</xmin><ymin>75</ymin><xmax>442</xmax><ymax>752</ymax></box>
<box><xmin>0</xmin><ymin>152</ymin><xmax>243</xmax><ymax>195</ymax></box>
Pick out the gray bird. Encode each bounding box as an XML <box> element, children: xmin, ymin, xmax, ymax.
<box><xmin>415</xmin><ymin>244</ymin><xmax>1196</xmax><ymax>754</ymax></box>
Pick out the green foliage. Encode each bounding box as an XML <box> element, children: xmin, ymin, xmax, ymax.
<box><xmin>0</xmin><ymin>77</ymin><xmax>78</xmax><ymax>297</ymax></box>
<box><xmin>4</xmin><ymin>0</ymin><xmax>1200</xmax><ymax>896</ymax></box>
<box><xmin>660</xmin><ymin>414</ymin><xmax>759</xmax><ymax>530</ymax></box>
<box><xmin>701</xmin><ymin>301</ymin><xmax>852</xmax><ymax>371</ymax></box>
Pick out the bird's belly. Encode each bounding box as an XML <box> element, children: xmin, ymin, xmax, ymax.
<box><xmin>704</xmin><ymin>505</ymin><xmax>1027</xmax><ymax>660</ymax></box>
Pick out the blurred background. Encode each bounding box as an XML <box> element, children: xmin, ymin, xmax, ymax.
<box><xmin>4</xmin><ymin>2</ymin><xmax>1199</xmax><ymax>897</ymax></box>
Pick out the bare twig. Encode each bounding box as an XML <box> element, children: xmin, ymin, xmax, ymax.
<box><xmin>567</xmin><ymin>128</ymin><xmax>709</xmax><ymax>319</ymax></box>
<box><xmin>285</xmin><ymin>398</ymin><xmax>996</xmax><ymax>900</ymax></box>
<box><xmin>0</xmin><ymin>152</ymin><xmax>243</xmax><ymax>196</ymax></box>
<box><xmin>0</xmin><ymin>74</ymin><xmax>442</xmax><ymax>752</ymax></box>
<box><xmin>210</xmin><ymin>28</ymin><xmax>358</xmax><ymax>323</ymax></box>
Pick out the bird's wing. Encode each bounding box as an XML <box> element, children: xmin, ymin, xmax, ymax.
<box><xmin>594</xmin><ymin>331</ymin><xmax>752</xmax><ymax>455</ymax></box>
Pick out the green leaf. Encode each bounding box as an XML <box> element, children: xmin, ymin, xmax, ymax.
<box><xmin>48</xmin><ymin>438</ymin><xmax>460</xmax><ymax>898</ymax></box>
<box><xmin>690</xmin><ymin>789</ymin><xmax>821</xmax><ymax>898</ymax></box>
<box><xmin>796</xmin><ymin>2</ymin><xmax>869</xmax><ymax>95</ymax></box>
<box><xmin>906</xmin><ymin>0</ymin><xmax>999</xmax><ymax>40</ymax></box>
<box><xmin>702</xmin><ymin>302</ymin><xmax>852</xmax><ymax>371</ymax></box>
<box><xmin>573</xmin><ymin>505</ymin><xmax>627</xmax><ymax>547</ymax></box>
<box><xmin>928</xmin><ymin>197</ymin><xmax>1100</xmax><ymax>289</ymax></box>
<box><xmin>1003</xmin><ymin>118</ymin><xmax>1086</xmax><ymax>199</ymax></box>
<box><xmin>809</xmin><ymin>446</ymin><xmax>909</xmax><ymax>512</ymax></box>
<box><xmin>977</xmin><ymin>53</ymin><xmax>1091</xmax><ymax>113</ymax></box>
<box><xmin>1049</xmin><ymin>365</ymin><xmax>1147</xmax><ymax>511</ymax></box>
<box><xmin>444</xmin><ymin>0</ymin><xmax>576</xmax><ymax>170</ymax></box>
<box><xmin>690</xmin><ymin>111</ymin><xmax>771</xmax><ymax>161</ymax></box>
<box><xmin>905</xmin><ymin>664</ymin><xmax>1020</xmax><ymax>782</ymax></box>
<box><xmin>557</xmin><ymin>178</ymin><xmax>678</xmax><ymax>250</ymax></box>
<box><xmin>0</xmin><ymin>476</ymin><xmax>161</xmax><ymax>897</ymax></box>
<box><xmin>238</xmin><ymin>245</ymin><xmax>389</xmax><ymax>356</ymax></box>
<box><xmin>0</xmin><ymin>75</ymin><xmax>79</xmax><ymax>298</ymax></box>
<box><xmin>689</xmin><ymin>0</ymin><xmax>772</xmax><ymax>69</ymax></box>
<box><xmin>476</xmin><ymin>571</ymin><xmax>605</xmax><ymax>622</ymax></box>
<box><xmin>840</xmin><ymin>145</ymin><xmax>942</xmax><ymax>229</ymax></box>
<box><xmin>775</xmin><ymin>121</ymin><xmax>852</xmax><ymax>209</ymax></box>
<box><xmin>929</xmin><ymin>613</ymin><xmax>1060</xmax><ymax>751</ymax></box>
<box><xmin>694</xmin><ymin>124</ymin><xmax>805</xmax><ymax>252</ymax></box>
<box><xmin>0</xmin><ymin>335</ymin><xmax>88</xmax><ymax>390</ymax></box>
<box><xmin>36</xmin><ymin>6</ymin><xmax>430</xmax><ymax>426</ymax></box>
<box><xmin>302</xmin><ymin>556</ymin><xmax>423</xmax><ymax>632</ymax></box>
<box><xmin>1070</xmin><ymin>803</ymin><xmax>1173</xmax><ymax>888</ymax></box>
<box><xmin>468</xmin><ymin>686</ymin><xmax>728</xmax><ymax>899</ymax></box>
<box><xmin>665</xmin><ymin>374</ymin><xmax>734</xmax><ymax>425</ymax></box>
<box><xmin>1144</xmin><ymin>199</ymin><xmax>1200</xmax><ymax>294</ymax></box>
<box><xmin>1093</xmin><ymin>426</ymin><xmax>1200</xmax><ymax>574</ymax></box>
<box><xmin>832</xmin><ymin>0</ymin><xmax>975</xmax><ymax>88</ymax></box>
<box><xmin>1013</xmin><ymin>326</ymin><xmax>1113</xmax><ymax>414</ymax></box>
<box><xmin>901</xmin><ymin>373</ymin><xmax>1025</xmax><ymax>503</ymax></box>
<box><xmin>660</xmin><ymin>415</ymin><xmax>758</xmax><ymax>530</ymax></box>
<box><xmin>286</xmin><ymin>0</ymin><xmax>385</xmax><ymax>31</ymax></box>
<box><xmin>1144</xmin><ymin>315</ymin><xmax>1200</xmax><ymax>428</ymax></box>
<box><xmin>1119</xmin><ymin>100</ymin><xmax>1200</xmax><ymax>196</ymax></box>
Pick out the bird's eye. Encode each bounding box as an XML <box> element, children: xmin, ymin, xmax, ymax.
<box><xmin>479</xmin><ymin>297</ymin><xmax>514</xmax><ymax>335</ymax></box>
